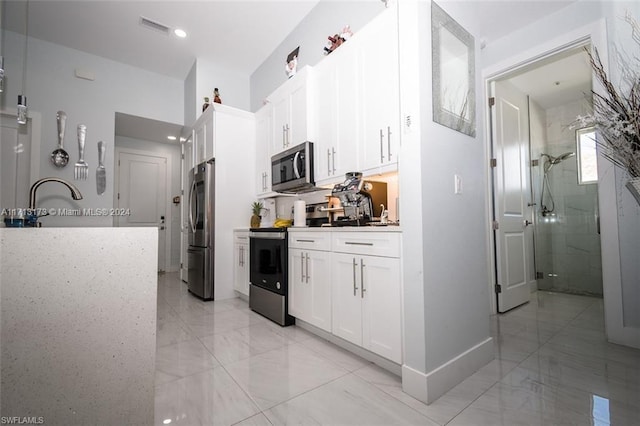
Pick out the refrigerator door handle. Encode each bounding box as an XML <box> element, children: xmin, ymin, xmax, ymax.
<box><xmin>188</xmin><ymin>179</ymin><xmax>196</xmax><ymax>234</ymax></box>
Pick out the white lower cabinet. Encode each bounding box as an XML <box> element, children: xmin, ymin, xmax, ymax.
<box><xmin>288</xmin><ymin>248</ymin><xmax>332</xmax><ymax>332</ymax></box>
<box><xmin>288</xmin><ymin>230</ymin><xmax>402</xmax><ymax>364</ymax></box>
<box><xmin>233</xmin><ymin>231</ymin><xmax>250</xmax><ymax>296</ymax></box>
<box><xmin>331</xmin><ymin>252</ymin><xmax>401</xmax><ymax>363</ymax></box>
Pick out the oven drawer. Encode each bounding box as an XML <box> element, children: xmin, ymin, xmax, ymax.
<box><xmin>332</xmin><ymin>232</ymin><xmax>401</xmax><ymax>258</ymax></box>
<box><xmin>288</xmin><ymin>231</ymin><xmax>331</xmax><ymax>251</ymax></box>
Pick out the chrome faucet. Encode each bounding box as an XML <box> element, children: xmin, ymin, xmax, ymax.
<box><xmin>29</xmin><ymin>177</ymin><xmax>83</xmax><ymax>210</ymax></box>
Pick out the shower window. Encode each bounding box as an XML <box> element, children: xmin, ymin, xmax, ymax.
<box><xmin>577</xmin><ymin>127</ymin><xmax>598</xmax><ymax>184</ymax></box>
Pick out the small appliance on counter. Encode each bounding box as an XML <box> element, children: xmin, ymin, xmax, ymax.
<box><xmin>331</xmin><ymin>172</ymin><xmax>387</xmax><ymax>226</ymax></box>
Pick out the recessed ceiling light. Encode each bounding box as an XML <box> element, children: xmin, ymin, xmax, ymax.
<box><xmin>174</xmin><ymin>29</ymin><xmax>187</xmax><ymax>38</ymax></box>
<box><xmin>179</xmin><ymin>137</ymin><xmax>186</xmax><ymax>142</ymax></box>
<box><xmin>167</xmin><ymin>136</ymin><xmax>177</xmax><ymax>141</ymax></box>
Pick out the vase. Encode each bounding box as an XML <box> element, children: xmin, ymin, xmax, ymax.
<box><xmin>626</xmin><ymin>178</ymin><xmax>640</xmax><ymax>206</ymax></box>
<box><xmin>250</xmin><ymin>214</ymin><xmax>261</xmax><ymax>228</ymax></box>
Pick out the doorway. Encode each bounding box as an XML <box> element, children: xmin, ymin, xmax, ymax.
<box><xmin>489</xmin><ymin>44</ymin><xmax>602</xmax><ymax>313</ymax></box>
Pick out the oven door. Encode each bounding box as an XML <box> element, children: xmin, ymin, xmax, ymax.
<box><xmin>249</xmin><ymin>233</ymin><xmax>287</xmax><ymax>295</ymax></box>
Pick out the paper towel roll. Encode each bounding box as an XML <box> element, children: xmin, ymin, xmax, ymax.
<box><xmin>294</xmin><ymin>200</ymin><xmax>306</xmax><ymax>227</ymax></box>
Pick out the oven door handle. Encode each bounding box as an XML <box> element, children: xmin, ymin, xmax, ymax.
<box><xmin>293</xmin><ymin>151</ymin><xmax>301</xmax><ymax>179</ymax></box>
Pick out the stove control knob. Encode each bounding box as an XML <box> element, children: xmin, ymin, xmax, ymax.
<box><xmin>276</xmin><ymin>282</ymin><xmax>281</xmax><ymax>290</ymax></box>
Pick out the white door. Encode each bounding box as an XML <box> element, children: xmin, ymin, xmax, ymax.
<box><xmin>1</xmin><ymin>114</ymin><xmax>32</xmax><ymax>209</ymax></box>
<box><xmin>116</xmin><ymin>151</ymin><xmax>167</xmax><ymax>272</ymax></box>
<box><xmin>180</xmin><ymin>138</ymin><xmax>193</xmax><ymax>281</ymax></box>
<box><xmin>491</xmin><ymin>80</ymin><xmax>534</xmax><ymax>313</ymax></box>
<box><xmin>331</xmin><ymin>253</ymin><xmax>362</xmax><ymax>346</ymax></box>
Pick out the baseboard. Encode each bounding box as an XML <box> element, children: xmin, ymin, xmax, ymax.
<box><xmin>402</xmin><ymin>337</ymin><xmax>493</xmax><ymax>404</ymax></box>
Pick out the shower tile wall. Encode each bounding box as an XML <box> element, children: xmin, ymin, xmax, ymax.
<box><xmin>533</xmin><ymin>99</ymin><xmax>603</xmax><ymax>296</ymax></box>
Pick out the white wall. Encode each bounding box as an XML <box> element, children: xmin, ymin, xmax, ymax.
<box><xmin>249</xmin><ymin>0</ymin><xmax>383</xmax><ymax>112</ymax></box>
<box><xmin>0</xmin><ymin>31</ymin><xmax>184</xmax><ymax>227</ymax></box>
<box><xmin>399</xmin><ymin>1</ymin><xmax>492</xmax><ymax>403</ymax></box>
<box><xmin>115</xmin><ymin>136</ymin><xmax>182</xmax><ymax>271</ymax></box>
<box><xmin>195</xmin><ymin>59</ymin><xmax>250</xmax><ymax>115</ymax></box>
<box><xmin>184</xmin><ymin>62</ymin><xmax>197</xmax><ymax>129</ymax></box>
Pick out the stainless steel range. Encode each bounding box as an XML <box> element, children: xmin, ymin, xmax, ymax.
<box><xmin>248</xmin><ymin>227</ymin><xmax>294</xmax><ymax>326</ymax></box>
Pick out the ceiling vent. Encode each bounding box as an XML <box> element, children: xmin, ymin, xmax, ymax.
<box><xmin>139</xmin><ymin>16</ymin><xmax>170</xmax><ymax>35</ymax></box>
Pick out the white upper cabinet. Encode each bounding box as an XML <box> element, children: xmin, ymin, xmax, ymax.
<box><xmin>313</xmin><ymin>5</ymin><xmax>400</xmax><ymax>184</ymax></box>
<box><xmin>314</xmin><ymin>42</ymin><xmax>359</xmax><ymax>185</ymax></box>
<box><xmin>357</xmin><ymin>6</ymin><xmax>400</xmax><ymax>174</ymax></box>
<box><xmin>267</xmin><ymin>66</ymin><xmax>317</xmax><ymax>155</ymax></box>
<box><xmin>255</xmin><ymin>104</ymin><xmax>274</xmax><ymax>196</ymax></box>
<box><xmin>193</xmin><ymin>107</ymin><xmax>214</xmax><ymax>164</ymax></box>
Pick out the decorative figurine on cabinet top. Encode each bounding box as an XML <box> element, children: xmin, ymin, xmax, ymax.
<box><xmin>285</xmin><ymin>46</ymin><xmax>300</xmax><ymax>78</ymax></box>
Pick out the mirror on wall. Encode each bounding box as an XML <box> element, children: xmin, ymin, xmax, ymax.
<box><xmin>431</xmin><ymin>2</ymin><xmax>476</xmax><ymax>137</ymax></box>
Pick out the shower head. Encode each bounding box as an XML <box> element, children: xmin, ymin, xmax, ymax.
<box><xmin>554</xmin><ymin>152</ymin><xmax>575</xmax><ymax>163</ymax></box>
<box><xmin>541</xmin><ymin>152</ymin><xmax>575</xmax><ymax>165</ymax></box>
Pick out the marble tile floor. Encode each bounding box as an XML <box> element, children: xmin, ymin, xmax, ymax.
<box><xmin>154</xmin><ymin>273</ymin><xmax>640</xmax><ymax>425</ymax></box>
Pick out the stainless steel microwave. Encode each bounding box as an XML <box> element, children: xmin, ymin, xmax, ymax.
<box><xmin>271</xmin><ymin>141</ymin><xmax>316</xmax><ymax>193</ymax></box>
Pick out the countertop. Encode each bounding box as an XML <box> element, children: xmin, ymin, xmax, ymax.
<box><xmin>0</xmin><ymin>227</ymin><xmax>157</xmax><ymax>424</ymax></box>
<box><xmin>287</xmin><ymin>225</ymin><xmax>402</xmax><ymax>232</ymax></box>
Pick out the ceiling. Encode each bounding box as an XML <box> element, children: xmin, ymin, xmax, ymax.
<box><xmin>114</xmin><ymin>112</ymin><xmax>184</xmax><ymax>145</ymax></box>
<box><xmin>507</xmin><ymin>47</ymin><xmax>593</xmax><ymax>109</ymax></box>
<box><xmin>3</xmin><ymin>0</ymin><xmax>320</xmax><ymax>80</ymax></box>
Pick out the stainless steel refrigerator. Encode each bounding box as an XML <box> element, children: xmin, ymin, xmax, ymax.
<box><xmin>187</xmin><ymin>159</ymin><xmax>215</xmax><ymax>300</ymax></box>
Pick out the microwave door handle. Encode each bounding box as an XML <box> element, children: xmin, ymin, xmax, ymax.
<box><xmin>293</xmin><ymin>151</ymin><xmax>301</xmax><ymax>179</ymax></box>
<box><xmin>188</xmin><ymin>180</ymin><xmax>196</xmax><ymax>233</ymax></box>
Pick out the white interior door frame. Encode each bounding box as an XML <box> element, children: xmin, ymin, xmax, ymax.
<box><xmin>481</xmin><ymin>19</ymin><xmax>640</xmax><ymax>349</ymax></box>
<box><xmin>482</xmin><ymin>20</ymin><xmax>609</xmax><ymax>316</ymax></box>
<box><xmin>113</xmin><ymin>146</ymin><xmax>173</xmax><ymax>272</ymax></box>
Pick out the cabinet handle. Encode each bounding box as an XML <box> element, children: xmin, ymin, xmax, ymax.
<box><xmin>305</xmin><ymin>252</ymin><xmax>310</xmax><ymax>283</ymax></box>
<box><xmin>282</xmin><ymin>125</ymin><xmax>286</xmax><ymax>148</ymax></box>
<box><xmin>380</xmin><ymin>129</ymin><xmax>385</xmax><ymax>163</ymax></box>
<box><xmin>332</xmin><ymin>147</ymin><xmax>336</xmax><ymax>174</ymax></box>
<box><xmin>239</xmin><ymin>246</ymin><xmax>243</xmax><ymax>267</ymax></box>
<box><xmin>360</xmin><ymin>258</ymin><xmax>365</xmax><ymax>298</ymax></box>
<box><xmin>285</xmin><ymin>124</ymin><xmax>290</xmax><ymax>147</ymax></box>
<box><xmin>352</xmin><ymin>258</ymin><xmax>359</xmax><ymax>296</ymax></box>
<box><xmin>301</xmin><ymin>252</ymin><xmax>305</xmax><ymax>282</ymax></box>
<box><xmin>387</xmin><ymin>126</ymin><xmax>392</xmax><ymax>161</ymax></box>
<box><xmin>345</xmin><ymin>241</ymin><xmax>374</xmax><ymax>246</ymax></box>
<box><xmin>327</xmin><ymin>149</ymin><xmax>331</xmax><ymax>175</ymax></box>
<box><xmin>262</xmin><ymin>172</ymin><xmax>266</xmax><ymax>191</ymax></box>
<box><xmin>296</xmin><ymin>239</ymin><xmax>315</xmax><ymax>243</ymax></box>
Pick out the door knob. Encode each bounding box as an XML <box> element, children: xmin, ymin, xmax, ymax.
<box><xmin>524</xmin><ymin>220</ymin><xmax>533</xmax><ymax>227</ymax></box>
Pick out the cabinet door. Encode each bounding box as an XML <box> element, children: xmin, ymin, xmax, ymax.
<box><xmin>334</xmin><ymin>47</ymin><xmax>360</xmax><ymax>178</ymax></box>
<box><xmin>313</xmin><ymin>58</ymin><xmax>337</xmax><ymax>183</ymax></box>
<box><xmin>233</xmin><ymin>243</ymin><xmax>249</xmax><ymax>296</ymax></box>
<box><xmin>289</xmin><ymin>78</ymin><xmax>309</xmax><ymax>147</ymax></box>
<box><xmin>255</xmin><ymin>105</ymin><xmax>273</xmax><ymax>196</ymax></box>
<box><xmin>288</xmin><ymin>249</ymin><xmax>311</xmax><ymax>320</ymax></box>
<box><xmin>194</xmin><ymin>111</ymin><xmax>215</xmax><ymax>164</ymax></box>
<box><xmin>331</xmin><ymin>253</ymin><xmax>362</xmax><ymax>346</ymax></box>
<box><xmin>307</xmin><ymin>250</ymin><xmax>332</xmax><ymax>332</ymax></box>
<box><xmin>359</xmin><ymin>7</ymin><xmax>400</xmax><ymax>172</ymax></box>
<box><xmin>361</xmin><ymin>255</ymin><xmax>401</xmax><ymax>363</ymax></box>
<box><xmin>272</xmin><ymin>96</ymin><xmax>290</xmax><ymax>153</ymax></box>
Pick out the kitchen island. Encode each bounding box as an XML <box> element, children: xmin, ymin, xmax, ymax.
<box><xmin>0</xmin><ymin>227</ymin><xmax>157</xmax><ymax>425</ymax></box>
